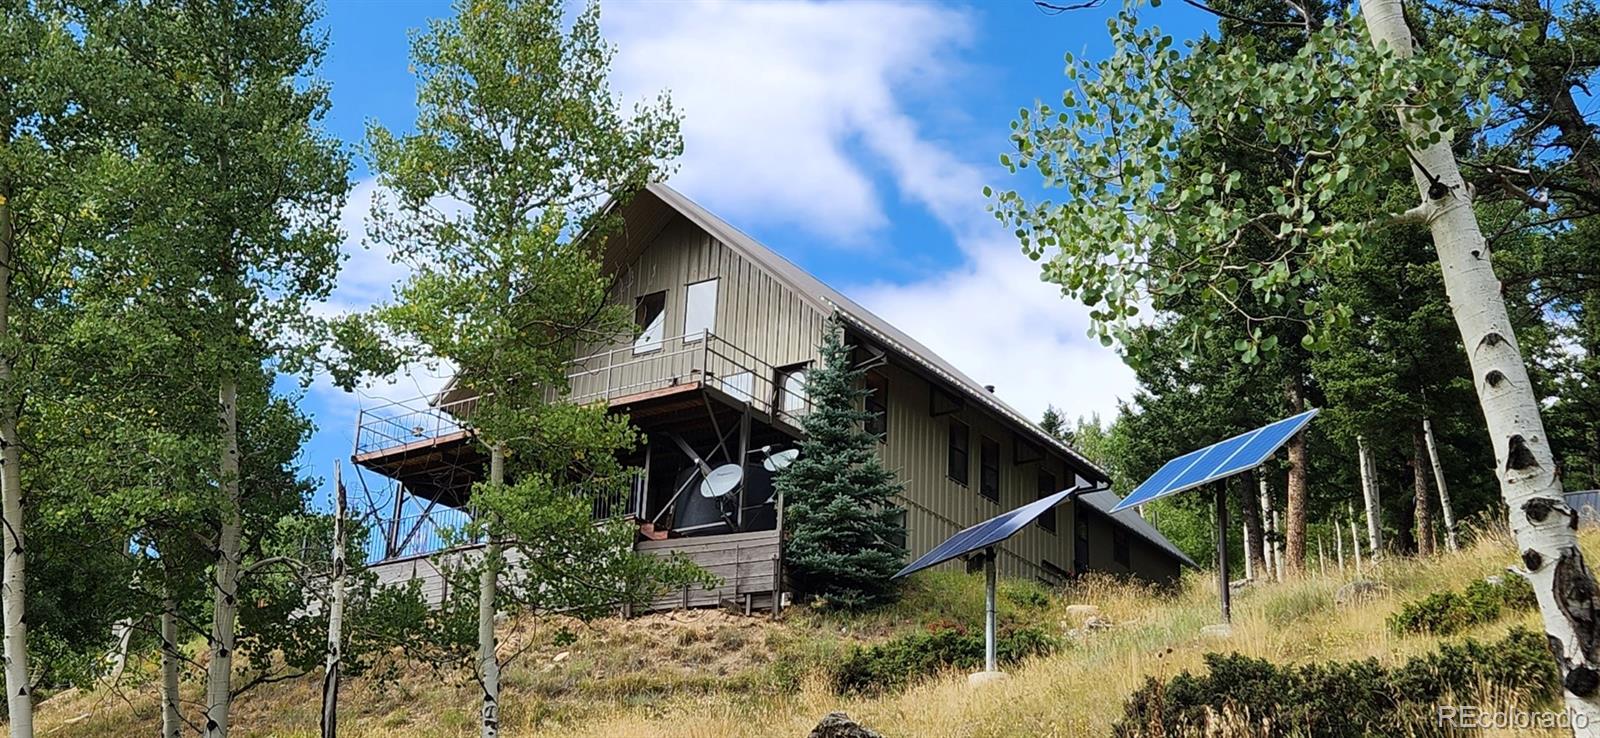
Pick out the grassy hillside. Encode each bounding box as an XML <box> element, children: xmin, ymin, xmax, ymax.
<box><xmin>38</xmin><ymin>524</ymin><xmax>1581</xmax><ymax>737</ymax></box>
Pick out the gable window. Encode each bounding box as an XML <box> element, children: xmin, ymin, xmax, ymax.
<box><xmin>1037</xmin><ymin>469</ymin><xmax>1058</xmax><ymax>532</ymax></box>
<box><xmin>864</xmin><ymin>370</ymin><xmax>888</xmax><ymax>441</ymax></box>
<box><xmin>683</xmin><ymin>278</ymin><xmax>718</xmax><ymax>341</ymax></box>
<box><xmin>633</xmin><ymin>291</ymin><xmax>666</xmax><ymax>354</ymax></box>
<box><xmin>947</xmin><ymin>419</ymin><xmax>969</xmax><ymax>486</ymax></box>
<box><xmin>979</xmin><ymin>437</ymin><xmax>1000</xmax><ymax>502</ymax></box>
<box><xmin>1113</xmin><ymin>527</ymin><xmax>1131</xmax><ymax>567</ymax></box>
<box><xmin>776</xmin><ymin>363</ymin><xmax>809</xmax><ymax>419</ymax></box>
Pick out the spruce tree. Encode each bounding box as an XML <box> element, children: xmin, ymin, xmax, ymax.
<box><xmin>777</xmin><ymin>317</ymin><xmax>905</xmax><ymax>610</ymax></box>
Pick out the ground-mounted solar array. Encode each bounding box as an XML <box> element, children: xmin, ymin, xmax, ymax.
<box><xmin>893</xmin><ymin>485</ymin><xmax>1090</xmax><ymax>579</ymax></box>
<box><xmin>1109</xmin><ymin>409</ymin><xmax>1319</xmax><ymax>514</ymax></box>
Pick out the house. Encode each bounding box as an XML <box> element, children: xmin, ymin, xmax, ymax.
<box><xmin>352</xmin><ymin>183</ymin><xmax>1194</xmax><ymax>611</ymax></box>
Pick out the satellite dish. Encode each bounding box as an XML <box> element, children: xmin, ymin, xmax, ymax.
<box><xmin>762</xmin><ymin>448</ymin><xmax>800</xmax><ymax>472</ymax></box>
<box><xmin>699</xmin><ymin>464</ymin><xmax>744</xmax><ymax>499</ymax></box>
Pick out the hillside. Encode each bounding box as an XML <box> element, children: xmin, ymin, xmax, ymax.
<box><xmin>37</xmin><ymin>524</ymin><xmax>1580</xmax><ymax>737</ymax></box>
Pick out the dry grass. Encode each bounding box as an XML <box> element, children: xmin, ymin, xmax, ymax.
<box><xmin>35</xmin><ymin>525</ymin><xmax>1588</xmax><ymax>737</ymax></box>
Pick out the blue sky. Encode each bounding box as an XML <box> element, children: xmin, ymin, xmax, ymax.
<box><xmin>299</xmin><ymin>0</ymin><xmax>1220</xmax><ymax>509</ymax></box>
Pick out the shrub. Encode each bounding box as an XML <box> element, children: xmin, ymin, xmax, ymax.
<box><xmin>1389</xmin><ymin>575</ymin><xmax>1536</xmax><ymax>635</ymax></box>
<box><xmin>1114</xmin><ymin>627</ymin><xmax>1557</xmax><ymax>738</ymax></box>
<box><xmin>831</xmin><ymin>624</ymin><xmax>1062</xmax><ymax>694</ymax></box>
<box><xmin>999</xmin><ymin>579</ymin><xmax>1053</xmax><ymax>611</ymax></box>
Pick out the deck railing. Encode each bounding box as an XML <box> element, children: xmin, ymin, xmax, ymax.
<box><xmin>354</xmin><ymin>332</ymin><xmax>808</xmax><ymax>460</ymax></box>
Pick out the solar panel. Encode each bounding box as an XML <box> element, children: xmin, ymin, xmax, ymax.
<box><xmin>1110</xmin><ymin>409</ymin><xmax>1319</xmax><ymax>513</ymax></box>
<box><xmin>893</xmin><ymin>484</ymin><xmax>1093</xmax><ymax>579</ymax></box>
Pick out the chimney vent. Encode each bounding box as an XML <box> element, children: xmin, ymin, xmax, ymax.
<box><xmin>984</xmin><ymin>385</ymin><xmax>995</xmax><ymax>393</ymax></box>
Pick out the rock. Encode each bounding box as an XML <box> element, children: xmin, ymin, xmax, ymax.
<box><xmin>967</xmin><ymin>670</ymin><xmax>1011</xmax><ymax>687</ymax></box>
<box><xmin>1084</xmin><ymin>615</ymin><xmax>1114</xmax><ymax>631</ymax></box>
<box><xmin>1064</xmin><ymin>604</ymin><xmax>1101</xmax><ymax>621</ymax></box>
<box><xmin>808</xmin><ymin>712</ymin><xmax>884</xmax><ymax>738</ymax></box>
<box><xmin>1200</xmin><ymin>623</ymin><xmax>1233</xmax><ymax>639</ymax></box>
<box><xmin>1334</xmin><ymin>580</ymin><xmax>1389</xmax><ymax>607</ymax></box>
<box><xmin>552</xmin><ymin>650</ymin><xmax>570</xmax><ymax>663</ymax></box>
<box><xmin>1484</xmin><ymin>574</ymin><xmax>1505</xmax><ymax>587</ymax></box>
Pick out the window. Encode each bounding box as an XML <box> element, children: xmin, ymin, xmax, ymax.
<box><xmin>633</xmin><ymin>291</ymin><xmax>666</xmax><ymax>354</ymax></box>
<box><xmin>1037</xmin><ymin>469</ymin><xmax>1058</xmax><ymax>532</ymax></box>
<box><xmin>888</xmin><ymin>507</ymin><xmax>908</xmax><ymax>550</ymax></box>
<box><xmin>776</xmin><ymin>363</ymin><xmax>809</xmax><ymax>419</ymax></box>
<box><xmin>683</xmin><ymin>279</ymin><xmax>718</xmax><ymax>341</ymax></box>
<box><xmin>947</xmin><ymin>419</ymin><xmax>969</xmax><ymax>485</ymax></box>
<box><xmin>979</xmin><ymin>437</ymin><xmax>1000</xmax><ymax>502</ymax></box>
<box><xmin>1113</xmin><ymin>527</ymin><xmax>1131</xmax><ymax>567</ymax></box>
<box><xmin>864</xmin><ymin>371</ymin><xmax>888</xmax><ymax>441</ymax></box>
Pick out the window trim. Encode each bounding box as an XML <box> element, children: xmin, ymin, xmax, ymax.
<box><xmin>864</xmin><ymin>370</ymin><xmax>888</xmax><ymax>442</ymax></box>
<box><xmin>633</xmin><ymin>291</ymin><xmax>667</xmax><ymax>355</ymax></box>
<box><xmin>1037</xmin><ymin>468</ymin><xmax>1058</xmax><ymax>533</ymax></box>
<box><xmin>947</xmin><ymin>419</ymin><xmax>970</xmax><ymax>486</ymax></box>
<box><xmin>774</xmin><ymin>362</ymin><xmax>810</xmax><ymax>419</ymax></box>
<box><xmin>979</xmin><ymin>436</ymin><xmax>1000</xmax><ymax>503</ymax></box>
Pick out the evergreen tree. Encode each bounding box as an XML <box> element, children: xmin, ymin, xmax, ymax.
<box><xmin>777</xmin><ymin>317</ymin><xmax>906</xmax><ymax>610</ymax></box>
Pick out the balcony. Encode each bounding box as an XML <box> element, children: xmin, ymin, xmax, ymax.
<box><xmin>354</xmin><ymin>333</ymin><xmax>806</xmax><ymax>464</ymax></box>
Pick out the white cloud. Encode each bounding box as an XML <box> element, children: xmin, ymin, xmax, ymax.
<box><xmin>607</xmin><ymin>0</ymin><xmax>1135</xmax><ymax>425</ymax></box>
<box><xmin>606</xmin><ymin>0</ymin><xmax>970</xmax><ymax>243</ymax></box>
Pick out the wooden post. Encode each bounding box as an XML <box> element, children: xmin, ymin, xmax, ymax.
<box><xmin>1422</xmin><ymin>418</ymin><xmax>1459</xmax><ymax>552</ymax></box>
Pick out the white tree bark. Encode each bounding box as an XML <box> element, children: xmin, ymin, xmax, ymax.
<box><xmin>1359</xmin><ymin>0</ymin><xmax>1600</xmax><ymax>729</ymax></box>
<box><xmin>321</xmin><ymin>461</ymin><xmax>349</xmax><ymax>738</ymax></box>
<box><xmin>479</xmin><ymin>446</ymin><xmax>505</xmax><ymax>738</ymax></box>
<box><xmin>1358</xmin><ymin>436</ymin><xmax>1384</xmax><ymax>556</ymax></box>
<box><xmin>206</xmin><ymin>378</ymin><xmax>242</xmax><ymax>738</ymax></box>
<box><xmin>0</xmin><ymin>187</ymin><xmax>33</xmax><ymax>738</ymax></box>
<box><xmin>161</xmin><ymin>590</ymin><xmax>181</xmax><ymax>738</ymax></box>
<box><xmin>1423</xmin><ymin>418</ymin><xmax>1460</xmax><ymax>552</ymax></box>
<box><xmin>1272</xmin><ymin>510</ymin><xmax>1285</xmax><ymax>581</ymax></box>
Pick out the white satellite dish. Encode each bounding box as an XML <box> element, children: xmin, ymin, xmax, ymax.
<box><xmin>762</xmin><ymin>448</ymin><xmax>800</xmax><ymax>472</ymax></box>
<box><xmin>699</xmin><ymin>464</ymin><xmax>744</xmax><ymax>499</ymax></box>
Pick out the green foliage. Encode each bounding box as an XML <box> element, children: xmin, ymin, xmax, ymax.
<box><xmin>1388</xmin><ymin>575</ymin><xmax>1536</xmax><ymax>635</ymax></box>
<box><xmin>776</xmin><ymin>316</ymin><xmax>907</xmax><ymax>611</ymax></box>
<box><xmin>1115</xmin><ymin>627</ymin><xmax>1557</xmax><ymax>737</ymax></box>
<box><xmin>831</xmin><ymin>623</ymin><xmax>1062</xmax><ymax>695</ymax></box>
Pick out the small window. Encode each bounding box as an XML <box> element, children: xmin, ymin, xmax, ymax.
<box><xmin>1113</xmin><ymin>527</ymin><xmax>1131</xmax><ymax>567</ymax></box>
<box><xmin>776</xmin><ymin>363</ymin><xmax>809</xmax><ymax>419</ymax></box>
<box><xmin>634</xmin><ymin>291</ymin><xmax>666</xmax><ymax>354</ymax></box>
<box><xmin>979</xmin><ymin>437</ymin><xmax>1000</xmax><ymax>502</ymax></box>
<box><xmin>887</xmin><ymin>507</ymin><xmax>908</xmax><ymax>550</ymax></box>
<box><xmin>947</xmin><ymin>419</ymin><xmax>969</xmax><ymax>486</ymax></box>
<box><xmin>864</xmin><ymin>371</ymin><xmax>888</xmax><ymax>441</ymax></box>
<box><xmin>683</xmin><ymin>279</ymin><xmax>718</xmax><ymax>341</ymax></box>
<box><xmin>1037</xmin><ymin>469</ymin><xmax>1058</xmax><ymax>532</ymax></box>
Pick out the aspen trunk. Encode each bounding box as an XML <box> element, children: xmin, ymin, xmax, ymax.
<box><xmin>161</xmin><ymin>590</ymin><xmax>181</xmax><ymax>738</ymax></box>
<box><xmin>1412</xmin><ymin>427</ymin><xmax>1436</xmax><ymax>557</ymax></box>
<box><xmin>1423</xmin><ymin>418</ymin><xmax>1460</xmax><ymax>551</ymax></box>
<box><xmin>1273</xmin><ymin>510</ymin><xmax>1285</xmax><ymax>581</ymax></box>
<box><xmin>1259</xmin><ymin>474</ymin><xmax>1276</xmax><ymax>581</ymax></box>
<box><xmin>206</xmin><ymin>378</ymin><xmax>242</xmax><ymax>738</ymax></box>
<box><xmin>479</xmin><ymin>446</ymin><xmax>505</xmax><ymax>738</ymax></box>
<box><xmin>321</xmin><ymin>462</ymin><xmax>349</xmax><ymax>738</ymax></box>
<box><xmin>1359</xmin><ymin>0</ymin><xmax>1600</xmax><ymax>728</ymax></box>
<box><xmin>0</xmin><ymin>183</ymin><xmax>32</xmax><ymax>738</ymax></box>
<box><xmin>1358</xmin><ymin>436</ymin><xmax>1384</xmax><ymax>556</ymax></box>
<box><xmin>1283</xmin><ymin>382</ymin><xmax>1309</xmax><ymax>574</ymax></box>
<box><xmin>1336</xmin><ymin>521</ymin><xmax>1346</xmax><ymax>574</ymax></box>
<box><xmin>1241</xmin><ymin>471</ymin><xmax>1266</xmax><ymax>579</ymax></box>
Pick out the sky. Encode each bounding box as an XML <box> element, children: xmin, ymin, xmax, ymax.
<box><xmin>301</xmin><ymin>0</ymin><xmax>1219</xmax><ymax>509</ymax></box>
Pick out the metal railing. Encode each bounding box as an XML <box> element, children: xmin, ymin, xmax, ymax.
<box><xmin>354</xmin><ymin>333</ymin><xmax>810</xmax><ymax>460</ymax></box>
<box><xmin>354</xmin><ymin>395</ymin><xmax>480</xmax><ymax>458</ymax></box>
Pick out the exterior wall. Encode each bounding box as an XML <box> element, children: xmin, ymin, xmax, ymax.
<box><xmin>567</xmin><ymin>215</ymin><xmax>828</xmax><ymax>408</ymax></box>
<box><xmin>873</xmin><ymin>360</ymin><xmax>1085</xmax><ymax>583</ymax></box>
<box><xmin>1078</xmin><ymin>508</ymin><xmax>1183</xmax><ymax>587</ymax></box>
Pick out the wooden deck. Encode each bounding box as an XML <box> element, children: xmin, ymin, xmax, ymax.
<box><xmin>365</xmin><ymin>529</ymin><xmax>782</xmax><ymax>614</ymax></box>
